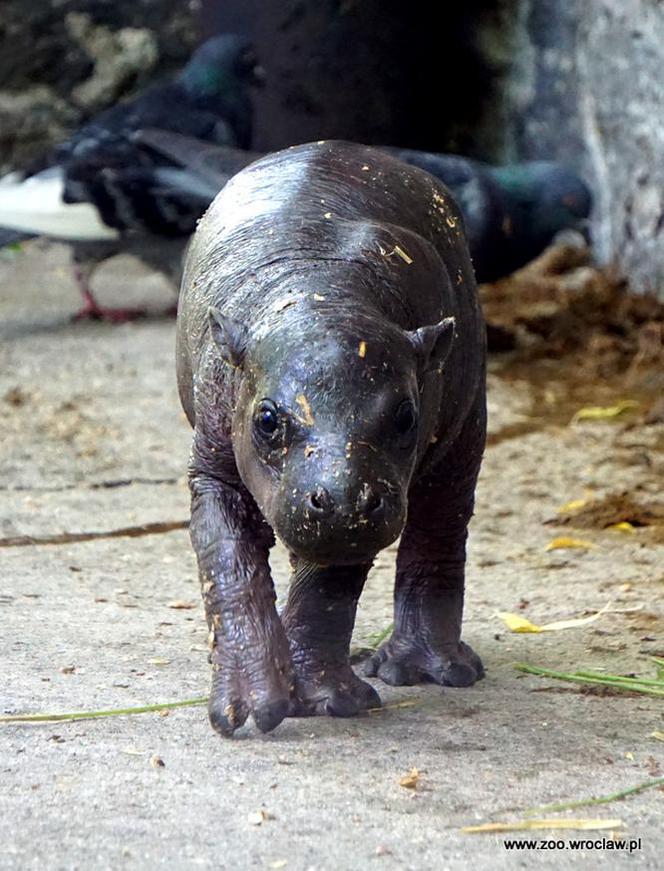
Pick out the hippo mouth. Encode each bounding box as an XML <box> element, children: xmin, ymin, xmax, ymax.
<box><xmin>273</xmin><ymin>496</ymin><xmax>406</xmax><ymax>567</ymax></box>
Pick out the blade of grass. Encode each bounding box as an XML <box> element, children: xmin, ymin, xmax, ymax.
<box><xmin>514</xmin><ymin>663</ymin><xmax>664</xmax><ymax>696</ymax></box>
<box><xmin>365</xmin><ymin>623</ymin><xmax>394</xmax><ymax>650</ymax></box>
<box><xmin>574</xmin><ymin>671</ymin><xmax>664</xmax><ymax>687</ymax></box>
<box><xmin>0</xmin><ymin>696</ymin><xmax>208</xmax><ymax>724</ymax></box>
<box><xmin>524</xmin><ymin>777</ymin><xmax>664</xmax><ymax>816</ymax></box>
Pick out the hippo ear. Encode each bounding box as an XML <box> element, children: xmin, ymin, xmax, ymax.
<box><xmin>408</xmin><ymin>317</ymin><xmax>456</xmax><ymax>375</ymax></box>
<box><xmin>208</xmin><ymin>308</ymin><xmax>249</xmax><ymax>369</ymax></box>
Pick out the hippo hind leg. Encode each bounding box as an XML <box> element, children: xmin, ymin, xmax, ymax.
<box><xmin>364</xmin><ymin>405</ymin><xmax>485</xmax><ymax>688</ymax></box>
<box><xmin>282</xmin><ymin>561</ymin><xmax>381</xmax><ymax>717</ymax></box>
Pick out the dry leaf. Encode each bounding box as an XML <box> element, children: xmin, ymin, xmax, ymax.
<box><xmin>571</xmin><ymin>400</ymin><xmax>639</xmax><ymax>424</ymax></box>
<box><xmin>294</xmin><ymin>394</ymin><xmax>315</xmax><ymax>426</ymax></box>
<box><xmin>462</xmin><ymin>818</ymin><xmax>623</xmax><ymax>834</ymax></box>
<box><xmin>393</xmin><ymin>245</ymin><xmax>413</xmax><ymax>264</ymax></box>
<box><xmin>273</xmin><ymin>297</ymin><xmax>296</xmax><ymax>313</ymax></box>
<box><xmin>557</xmin><ymin>498</ymin><xmax>589</xmax><ymax>514</ymax></box>
<box><xmin>545</xmin><ymin>536</ymin><xmax>596</xmax><ymax>551</ymax></box>
<box><xmin>167</xmin><ymin>600</ymin><xmax>196</xmax><ymax>610</ymax></box>
<box><xmin>497</xmin><ymin>601</ymin><xmax>611</xmax><ymax>633</ymax></box>
<box><xmin>399</xmin><ymin>768</ymin><xmax>420</xmax><ymax>789</ymax></box>
<box><xmin>607</xmin><ymin>522</ymin><xmax>636</xmax><ymax>533</ymax></box>
<box><xmin>247</xmin><ymin>809</ymin><xmax>274</xmax><ymax>826</ymax></box>
<box><xmin>148</xmin><ymin>658</ymin><xmax>171</xmax><ymax>666</ymax></box>
<box><xmin>650</xmin><ymin>731</ymin><xmax>664</xmax><ymax>742</ymax></box>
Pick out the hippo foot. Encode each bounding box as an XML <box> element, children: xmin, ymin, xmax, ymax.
<box><xmin>208</xmin><ymin>661</ymin><xmax>291</xmax><ymax>737</ymax></box>
<box><xmin>289</xmin><ymin>662</ymin><xmax>381</xmax><ymax>718</ymax></box>
<box><xmin>363</xmin><ymin>637</ymin><xmax>484</xmax><ymax>687</ymax></box>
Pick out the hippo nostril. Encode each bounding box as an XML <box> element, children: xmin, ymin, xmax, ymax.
<box><xmin>358</xmin><ymin>486</ymin><xmax>384</xmax><ymax>517</ymax></box>
<box><xmin>306</xmin><ymin>487</ymin><xmax>333</xmax><ymax>516</ymax></box>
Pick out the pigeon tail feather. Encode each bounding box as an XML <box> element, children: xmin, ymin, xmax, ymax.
<box><xmin>0</xmin><ymin>170</ymin><xmax>119</xmax><ymax>241</ymax></box>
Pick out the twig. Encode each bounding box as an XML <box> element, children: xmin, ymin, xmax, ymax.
<box><xmin>0</xmin><ymin>519</ymin><xmax>189</xmax><ymax>548</ymax></box>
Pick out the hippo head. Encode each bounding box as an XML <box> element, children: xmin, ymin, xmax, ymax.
<box><xmin>209</xmin><ymin>307</ymin><xmax>454</xmax><ymax>565</ymax></box>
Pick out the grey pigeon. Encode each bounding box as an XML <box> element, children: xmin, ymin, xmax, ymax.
<box><xmin>386</xmin><ymin>148</ymin><xmax>592</xmax><ymax>283</ymax></box>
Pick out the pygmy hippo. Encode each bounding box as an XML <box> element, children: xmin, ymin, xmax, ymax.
<box><xmin>177</xmin><ymin>140</ymin><xmax>486</xmax><ymax>736</ymax></box>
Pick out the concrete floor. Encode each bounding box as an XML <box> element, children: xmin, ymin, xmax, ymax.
<box><xmin>1</xmin><ymin>243</ymin><xmax>662</xmax><ymax>869</ymax></box>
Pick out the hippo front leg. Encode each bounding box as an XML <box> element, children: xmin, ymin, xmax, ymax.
<box><xmin>365</xmin><ymin>409</ymin><xmax>486</xmax><ymax>688</ymax></box>
<box><xmin>189</xmin><ymin>474</ymin><xmax>293</xmax><ymax>736</ymax></box>
<box><xmin>282</xmin><ymin>562</ymin><xmax>381</xmax><ymax>717</ymax></box>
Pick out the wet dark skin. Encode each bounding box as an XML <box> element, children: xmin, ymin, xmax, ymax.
<box><xmin>177</xmin><ymin>141</ymin><xmax>486</xmax><ymax>735</ymax></box>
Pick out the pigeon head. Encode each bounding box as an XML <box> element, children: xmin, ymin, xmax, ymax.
<box><xmin>179</xmin><ymin>35</ymin><xmax>264</xmax><ymax>97</ymax></box>
<box><xmin>491</xmin><ymin>161</ymin><xmax>592</xmax><ymax>247</ymax></box>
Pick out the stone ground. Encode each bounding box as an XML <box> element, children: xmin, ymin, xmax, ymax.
<box><xmin>0</xmin><ymin>243</ymin><xmax>662</xmax><ymax>870</ymax></box>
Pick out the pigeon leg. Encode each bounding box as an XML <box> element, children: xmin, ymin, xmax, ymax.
<box><xmin>71</xmin><ymin>259</ymin><xmax>148</xmax><ymax>323</ymax></box>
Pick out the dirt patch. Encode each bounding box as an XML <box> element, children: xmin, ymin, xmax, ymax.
<box><xmin>482</xmin><ymin>242</ymin><xmax>664</xmax><ymax>388</ymax></box>
<box><xmin>483</xmin><ymin>245</ymin><xmax>664</xmax><ymax>447</ymax></box>
<box><xmin>553</xmin><ymin>492</ymin><xmax>664</xmax><ymax>530</ymax></box>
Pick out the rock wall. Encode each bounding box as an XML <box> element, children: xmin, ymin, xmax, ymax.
<box><xmin>493</xmin><ymin>0</ymin><xmax>664</xmax><ymax>296</ymax></box>
<box><xmin>0</xmin><ymin>0</ymin><xmax>197</xmax><ymax>171</ymax></box>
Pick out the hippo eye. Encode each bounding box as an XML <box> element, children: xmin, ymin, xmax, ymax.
<box><xmin>394</xmin><ymin>400</ymin><xmax>417</xmax><ymax>435</ymax></box>
<box><xmin>255</xmin><ymin>400</ymin><xmax>279</xmax><ymax>438</ymax></box>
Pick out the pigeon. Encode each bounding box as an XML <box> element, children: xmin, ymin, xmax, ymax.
<box><xmin>385</xmin><ymin>148</ymin><xmax>592</xmax><ymax>283</ymax></box>
<box><xmin>0</xmin><ymin>34</ymin><xmax>263</xmax><ymax>321</ymax></box>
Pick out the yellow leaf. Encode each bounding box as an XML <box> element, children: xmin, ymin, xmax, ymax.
<box><xmin>399</xmin><ymin>768</ymin><xmax>420</xmax><ymax>789</ymax></box>
<box><xmin>557</xmin><ymin>499</ymin><xmax>589</xmax><ymax>514</ymax></box>
<box><xmin>496</xmin><ymin>613</ymin><xmax>544</xmax><ymax>633</ymax></box>
<box><xmin>497</xmin><ymin>601</ymin><xmax>611</xmax><ymax>633</ymax></box>
<box><xmin>607</xmin><ymin>522</ymin><xmax>636</xmax><ymax>533</ymax></box>
<box><xmin>650</xmin><ymin>731</ymin><xmax>664</xmax><ymax>742</ymax></box>
<box><xmin>545</xmin><ymin>537</ymin><xmax>596</xmax><ymax>551</ymax></box>
<box><xmin>571</xmin><ymin>400</ymin><xmax>639</xmax><ymax>424</ymax></box>
<box><xmin>462</xmin><ymin>818</ymin><xmax>623</xmax><ymax>834</ymax></box>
